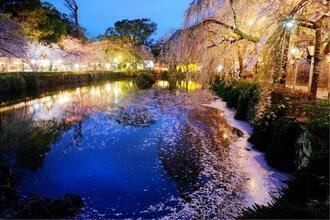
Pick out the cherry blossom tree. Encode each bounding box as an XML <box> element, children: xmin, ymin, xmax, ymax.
<box><xmin>0</xmin><ymin>15</ymin><xmax>27</xmax><ymax>57</ymax></box>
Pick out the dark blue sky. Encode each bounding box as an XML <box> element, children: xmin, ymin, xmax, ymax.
<box><xmin>45</xmin><ymin>0</ymin><xmax>192</xmax><ymax>40</ymax></box>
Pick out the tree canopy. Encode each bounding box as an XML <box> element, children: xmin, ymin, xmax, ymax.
<box><xmin>0</xmin><ymin>0</ymin><xmax>85</xmax><ymax>43</ymax></box>
<box><xmin>103</xmin><ymin>19</ymin><xmax>157</xmax><ymax>47</ymax></box>
<box><xmin>0</xmin><ymin>14</ymin><xmax>27</xmax><ymax>57</ymax></box>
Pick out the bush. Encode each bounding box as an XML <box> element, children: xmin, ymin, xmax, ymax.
<box><xmin>21</xmin><ymin>73</ymin><xmax>38</xmax><ymax>92</ymax></box>
<box><xmin>213</xmin><ymin>78</ymin><xmax>261</xmax><ymax>121</ymax></box>
<box><xmin>0</xmin><ymin>74</ymin><xmax>26</xmax><ymax>92</ymax></box>
<box><xmin>240</xmin><ymin>150</ymin><xmax>329</xmax><ymax>219</ymax></box>
<box><xmin>265</xmin><ymin>117</ymin><xmax>302</xmax><ymax>172</ymax></box>
<box><xmin>135</xmin><ymin>74</ymin><xmax>155</xmax><ymax>90</ymax></box>
<box><xmin>213</xmin><ymin>78</ymin><xmax>329</xmax><ymax>219</ymax></box>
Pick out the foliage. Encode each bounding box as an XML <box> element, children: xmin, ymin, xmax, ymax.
<box><xmin>161</xmin><ymin>0</ymin><xmax>329</xmax><ymax>96</ymax></box>
<box><xmin>264</xmin><ymin>117</ymin><xmax>303</xmax><ymax>172</ymax></box>
<box><xmin>213</xmin><ymin>78</ymin><xmax>261</xmax><ymax>121</ymax></box>
<box><xmin>0</xmin><ymin>0</ymin><xmax>81</xmax><ymax>43</ymax></box>
<box><xmin>0</xmin><ymin>74</ymin><xmax>26</xmax><ymax>92</ymax></box>
<box><xmin>135</xmin><ymin>73</ymin><xmax>155</xmax><ymax>90</ymax></box>
<box><xmin>240</xmin><ymin>151</ymin><xmax>329</xmax><ymax>219</ymax></box>
<box><xmin>213</xmin><ymin>79</ymin><xmax>329</xmax><ymax>218</ymax></box>
<box><xmin>0</xmin><ymin>14</ymin><xmax>27</xmax><ymax>57</ymax></box>
<box><xmin>104</xmin><ymin>19</ymin><xmax>157</xmax><ymax>47</ymax></box>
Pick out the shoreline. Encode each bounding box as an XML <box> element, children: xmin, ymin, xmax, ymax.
<box><xmin>203</xmin><ymin>98</ymin><xmax>290</xmax><ymax>208</ymax></box>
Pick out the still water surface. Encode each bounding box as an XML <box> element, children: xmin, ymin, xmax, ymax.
<box><xmin>0</xmin><ymin>79</ymin><xmax>287</xmax><ymax>219</ymax></box>
<box><xmin>2</xmin><ymin>80</ymin><xmax>232</xmax><ymax>218</ymax></box>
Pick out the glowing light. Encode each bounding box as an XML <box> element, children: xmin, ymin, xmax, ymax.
<box><xmin>308</xmin><ymin>46</ymin><xmax>315</xmax><ymax>56</ymax></box>
<box><xmin>223</xmin><ymin>133</ymin><xmax>228</xmax><ymax>139</ymax></box>
<box><xmin>145</xmin><ymin>60</ymin><xmax>154</xmax><ymax>69</ymax></box>
<box><xmin>31</xmin><ymin>59</ymin><xmax>37</xmax><ymax>64</ymax></box>
<box><xmin>326</xmin><ymin>54</ymin><xmax>330</xmax><ymax>63</ymax></box>
<box><xmin>248</xmin><ymin>20</ymin><xmax>254</xmax><ymax>26</ymax></box>
<box><xmin>74</xmin><ymin>63</ymin><xmax>80</xmax><ymax>70</ymax></box>
<box><xmin>58</xmin><ymin>94</ymin><xmax>70</xmax><ymax>104</ymax></box>
<box><xmin>137</xmin><ymin>64</ymin><xmax>144</xmax><ymax>70</ymax></box>
<box><xmin>39</xmin><ymin>59</ymin><xmax>51</xmax><ymax>67</ymax></box>
<box><xmin>284</xmin><ymin>19</ymin><xmax>296</xmax><ymax>30</ymax></box>
<box><xmin>90</xmin><ymin>87</ymin><xmax>100</xmax><ymax>96</ymax></box>
<box><xmin>217</xmin><ymin>64</ymin><xmax>224</xmax><ymax>73</ymax></box>
<box><xmin>156</xmin><ymin>80</ymin><xmax>170</xmax><ymax>89</ymax></box>
<box><xmin>259</xmin><ymin>16</ymin><xmax>266</xmax><ymax>23</ymax></box>
<box><xmin>290</xmin><ymin>47</ymin><xmax>303</xmax><ymax>59</ymax></box>
<box><xmin>75</xmin><ymin>88</ymin><xmax>81</xmax><ymax>95</ymax></box>
<box><xmin>32</xmin><ymin>103</ymin><xmax>41</xmax><ymax>111</ymax></box>
<box><xmin>290</xmin><ymin>47</ymin><xmax>299</xmax><ymax>55</ymax></box>
<box><xmin>105</xmin><ymin>63</ymin><xmax>111</xmax><ymax>69</ymax></box>
<box><xmin>113</xmin><ymin>57</ymin><xmax>120</xmax><ymax>64</ymax></box>
<box><xmin>105</xmin><ymin>83</ymin><xmax>112</xmax><ymax>93</ymax></box>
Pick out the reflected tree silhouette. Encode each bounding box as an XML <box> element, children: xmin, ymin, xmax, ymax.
<box><xmin>158</xmin><ymin>124</ymin><xmax>203</xmax><ymax>200</ymax></box>
<box><xmin>0</xmin><ymin>110</ymin><xmax>68</xmax><ymax>170</ymax></box>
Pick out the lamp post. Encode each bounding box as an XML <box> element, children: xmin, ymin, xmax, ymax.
<box><xmin>290</xmin><ymin>48</ymin><xmax>303</xmax><ymax>90</ymax></box>
<box><xmin>307</xmin><ymin>46</ymin><xmax>315</xmax><ymax>93</ymax></box>
<box><xmin>327</xmin><ymin>54</ymin><xmax>330</xmax><ymax>99</ymax></box>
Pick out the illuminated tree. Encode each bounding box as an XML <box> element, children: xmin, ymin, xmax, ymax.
<box><xmin>0</xmin><ymin>15</ymin><xmax>27</xmax><ymax>57</ymax></box>
<box><xmin>104</xmin><ymin>19</ymin><xmax>157</xmax><ymax>47</ymax></box>
<box><xmin>161</xmin><ymin>0</ymin><xmax>329</xmax><ymax>90</ymax></box>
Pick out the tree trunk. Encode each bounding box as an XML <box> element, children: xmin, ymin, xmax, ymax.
<box><xmin>280</xmin><ymin>31</ymin><xmax>291</xmax><ymax>86</ymax></box>
<box><xmin>310</xmin><ymin>21</ymin><xmax>323</xmax><ymax>100</ymax></box>
<box><xmin>238</xmin><ymin>49</ymin><xmax>244</xmax><ymax>78</ymax></box>
<box><xmin>74</xmin><ymin>10</ymin><xmax>79</xmax><ymax>36</ymax></box>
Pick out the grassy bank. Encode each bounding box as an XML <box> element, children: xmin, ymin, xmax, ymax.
<box><xmin>0</xmin><ymin>71</ymin><xmax>143</xmax><ymax>93</ymax></box>
<box><xmin>213</xmin><ymin>78</ymin><xmax>329</xmax><ymax>219</ymax></box>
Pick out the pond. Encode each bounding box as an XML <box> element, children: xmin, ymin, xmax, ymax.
<box><xmin>0</xmin><ymin>79</ymin><xmax>287</xmax><ymax>219</ymax></box>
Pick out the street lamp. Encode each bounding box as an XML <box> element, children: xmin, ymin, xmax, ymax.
<box><xmin>307</xmin><ymin>46</ymin><xmax>315</xmax><ymax>93</ymax></box>
<box><xmin>248</xmin><ymin>19</ymin><xmax>254</xmax><ymax>26</ymax></box>
<box><xmin>217</xmin><ymin>64</ymin><xmax>224</xmax><ymax>73</ymax></box>
<box><xmin>326</xmin><ymin>54</ymin><xmax>330</xmax><ymax>99</ymax></box>
<box><xmin>290</xmin><ymin>47</ymin><xmax>303</xmax><ymax>90</ymax></box>
<box><xmin>284</xmin><ymin>18</ymin><xmax>296</xmax><ymax>31</ymax></box>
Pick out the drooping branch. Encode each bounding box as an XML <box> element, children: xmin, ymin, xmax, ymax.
<box><xmin>201</xmin><ymin>19</ymin><xmax>260</xmax><ymax>43</ymax></box>
<box><xmin>207</xmin><ymin>36</ymin><xmax>243</xmax><ymax>48</ymax></box>
<box><xmin>229</xmin><ymin>0</ymin><xmax>238</xmax><ymax>27</ymax></box>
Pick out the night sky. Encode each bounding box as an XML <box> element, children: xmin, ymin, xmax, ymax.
<box><xmin>45</xmin><ymin>0</ymin><xmax>192</xmax><ymax>40</ymax></box>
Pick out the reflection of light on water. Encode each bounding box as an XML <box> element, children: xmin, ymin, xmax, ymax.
<box><xmin>90</xmin><ymin>87</ymin><xmax>101</xmax><ymax>97</ymax></box>
<box><xmin>32</xmin><ymin>103</ymin><xmax>41</xmax><ymax>111</ymax></box>
<box><xmin>75</xmin><ymin>88</ymin><xmax>81</xmax><ymax>95</ymax></box>
<box><xmin>58</xmin><ymin>93</ymin><xmax>71</xmax><ymax>104</ymax></box>
<box><xmin>113</xmin><ymin>83</ymin><xmax>122</xmax><ymax>104</ymax></box>
<box><xmin>0</xmin><ymin>81</ymin><xmax>139</xmax><ymax>118</ymax></box>
<box><xmin>45</xmin><ymin>101</ymin><xmax>53</xmax><ymax>110</ymax></box>
<box><xmin>176</xmin><ymin>80</ymin><xmax>201</xmax><ymax>91</ymax></box>
<box><xmin>105</xmin><ymin>83</ymin><xmax>112</xmax><ymax>93</ymax></box>
<box><xmin>156</xmin><ymin>80</ymin><xmax>170</xmax><ymax>89</ymax></box>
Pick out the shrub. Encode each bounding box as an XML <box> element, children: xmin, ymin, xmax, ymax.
<box><xmin>0</xmin><ymin>74</ymin><xmax>26</xmax><ymax>92</ymax></box>
<box><xmin>265</xmin><ymin>117</ymin><xmax>303</xmax><ymax>172</ymax></box>
<box><xmin>135</xmin><ymin>74</ymin><xmax>155</xmax><ymax>90</ymax></box>
<box><xmin>21</xmin><ymin>73</ymin><xmax>38</xmax><ymax>92</ymax></box>
<box><xmin>212</xmin><ymin>79</ymin><xmax>261</xmax><ymax>121</ymax></box>
<box><xmin>213</xmin><ymin>78</ymin><xmax>329</xmax><ymax>219</ymax></box>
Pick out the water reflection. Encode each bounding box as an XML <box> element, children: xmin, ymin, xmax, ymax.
<box><xmin>158</xmin><ymin>124</ymin><xmax>203</xmax><ymax>200</ymax></box>
<box><xmin>0</xmin><ymin>79</ymin><xmax>241</xmax><ymax>219</ymax></box>
<box><xmin>0</xmin><ymin>110</ymin><xmax>67</xmax><ymax>170</ymax></box>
